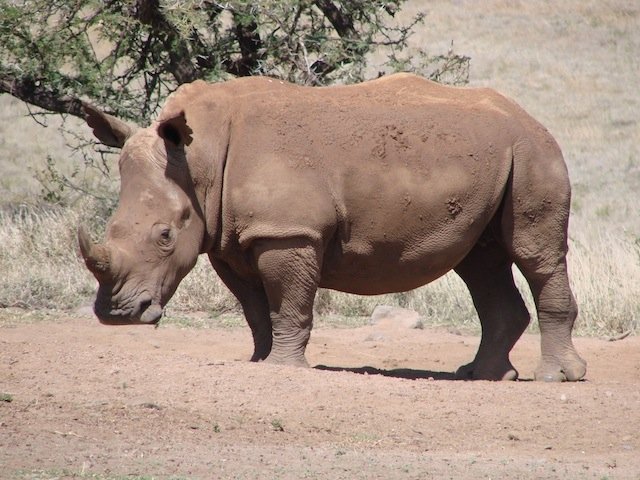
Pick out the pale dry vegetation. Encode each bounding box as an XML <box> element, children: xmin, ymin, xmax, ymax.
<box><xmin>0</xmin><ymin>0</ymin><xmax>638</xmax><ymax>335</ymax></box>
<box><xmin>0</xmin><ymin>204</ymin><xmax>93</xmax><ymax>310</ymax></box>
<box><xmin>0</xmin><ymin>202</ymin><xmax>636</xmax><ymax>336</ymax></box>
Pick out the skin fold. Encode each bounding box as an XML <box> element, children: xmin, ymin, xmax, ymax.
<box><xmin>79</xmin><ymin>73</ymin><xmax>586</xmax><ymax>381</ymax></box>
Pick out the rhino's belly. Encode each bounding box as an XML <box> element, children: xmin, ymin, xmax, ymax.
<box><xmin>319</xmin><ymin>265</ymin><xmax>454</xmax><ymax>295</ymax></box>
<box><xmin>319</xmin><ymin>225</ymin><xmax>480</xmax><ymax>295</ymax></box>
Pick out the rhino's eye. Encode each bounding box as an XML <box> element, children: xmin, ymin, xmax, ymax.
<box><xmin>152</xmin><ymin>224</ymin><xmax>175</xmax><ymax>252</ymax></box>
<box><xmin>160</xmin><ymin>228</ymin><xmax>171</xmax><ymax>241</ymax></box>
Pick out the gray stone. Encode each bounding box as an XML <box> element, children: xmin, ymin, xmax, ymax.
<box><xmin>370</xmin><ymin>305</ymin><xmax>424</xmax><ymax>330</ymax></box>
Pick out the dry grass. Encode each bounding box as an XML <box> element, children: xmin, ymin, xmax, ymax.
<box><xmin>0</xmin><ymin>200</ymin><xmax>637</xmax><ymax>336</ymax></box>
<box><xmin>0</xmin><ymin>205</ymin><xmax>92</xmax><ymax>309</ymax></box>
<box><xmin>568</xmin><ymin>227</ymin><xmax>640</xmax><ymax>334</ymax></box>
<box><xmin>0</xmin><ymin>0</ymin><xmax>638</xmax><ymax>335</ymax></box>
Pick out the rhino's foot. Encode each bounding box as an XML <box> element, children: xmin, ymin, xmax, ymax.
<box><xmin>250</xmin><ymin>351</ymin><xmax>268</xmax><ymax>362</ymax></box>
<box><xmin>534</xmin><ymin>351</ymin><xmax>586</xmax><ymax>382</ymax></box>
<box><xmin>249</xmin><ymin>344</ymin><xmax>272</xmax><ymax>362</ymax></box>
<box><xmin>264</xmin><ymin>352</ymin><xmax>310</xmax><ymax>368</ymax></box>
<box><xmin>455</xmin><ymin>360</ymin><xmax>519</xmax><ymax>381</ymax></box>
<box><xmin>248</xmin><ymin>328</ymin><xmax>273</xmax><ymax>362</ymax></box>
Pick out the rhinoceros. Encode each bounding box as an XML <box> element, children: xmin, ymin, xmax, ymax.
<box><xmin>78</xmin><ymin>73</ymin><xmax>586</xmax><ymax>382</ymax></box>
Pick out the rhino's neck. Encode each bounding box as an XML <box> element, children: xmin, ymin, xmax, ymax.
<box><xmin>194</xmin><ymin>115</ymin><xmax>232</xmax><ymax>256</ymax></box>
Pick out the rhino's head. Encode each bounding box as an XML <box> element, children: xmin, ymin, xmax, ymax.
<box><xmin>79</xmin><ymin>104</ymin><xmax>205</xmax><ymax>325</ymax></box>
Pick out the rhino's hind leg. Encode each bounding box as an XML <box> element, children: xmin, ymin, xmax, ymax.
<box><xmin>209</xmin><ymin>256</ymin><xmax>272</xmax><ymax>361</ymax></box>
<box><xmin>502</xmin><ymin>144</ymin><xmax>586</xmax><ymax>382</ymax></box>
<box><xmin>518</xmin><ymin>259</ymin><xmax>586</xmax><ymax>382</ymax></box>
<box><xmin>253</xmin><ymin>237</ymin><xmax>321</xmax><ymax>367</ymax></box>
<box><xmin>454</xmin><ymin>238</ymin><xmax>530</xmax><ymax>380</ymax></box>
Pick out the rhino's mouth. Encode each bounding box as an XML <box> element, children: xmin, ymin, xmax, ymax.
<box><xmin>95</xmin><ymin>296</ymin><xmax>164</xmax><ymax>325</ymax></box>
<box><xmin>139</xmin><ymin>302</ymin><xmax>164</xmax><ymax>324</ymax></box>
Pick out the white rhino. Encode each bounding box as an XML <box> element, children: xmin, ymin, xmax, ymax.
<box><xmin>79</xmin><ymin>73</ymin><xmax>586</xmax><ymax>381</ymax></box>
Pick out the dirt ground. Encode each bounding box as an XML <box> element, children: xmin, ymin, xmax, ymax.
<box><xmin>1</xmin><ymin>314</ymin><xmax>639</xmax><ymax>479</ymax></box>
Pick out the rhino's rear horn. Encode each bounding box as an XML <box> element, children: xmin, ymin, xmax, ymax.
<box><xmin>78</xmin><ymin>226</ymin><xmax>111</xmax><ymax>276</ymax></box>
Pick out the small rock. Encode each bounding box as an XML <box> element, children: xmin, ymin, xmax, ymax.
<box><xmin>74</xmin><ymin>305</ymin><xmax>95</xmax><ymax>318</ymax></box>
<box><xmin>370</xmin><ymin>305</ymin><xmax>423</xmax><ymax>329</ymax></box>
<box><xmin>364</xmin><ymin>333</ymin><xmax>388</xmax><ymax>342</ymax></box>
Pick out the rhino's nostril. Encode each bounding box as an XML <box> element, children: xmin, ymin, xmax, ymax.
<box><xmin>139</xmin><ymin>298</ymin><xmax>152</xmax><ymax>314</ymax></box>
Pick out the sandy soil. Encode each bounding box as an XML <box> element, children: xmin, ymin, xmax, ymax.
<box><xmin>1</xmin><ymin>315</ymin><xmax>639</xmax><ymax>479</ymax></box>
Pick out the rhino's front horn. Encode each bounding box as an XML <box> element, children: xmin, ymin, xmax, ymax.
<box><xmin>78</xmin><ymin>225</ymin><xmax>111</xmax><ymax>275</ymax></box>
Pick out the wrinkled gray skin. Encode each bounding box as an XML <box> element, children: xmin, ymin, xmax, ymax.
<box><xmin>79</xmin><ymin>74</ymin><xmax>586</xmax><ymax>381</ymax></box>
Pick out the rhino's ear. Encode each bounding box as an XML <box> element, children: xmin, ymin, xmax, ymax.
<box><xmin>157</xmin><ymin>110</ymin><xmax>193</xmax><ymax>147</ymax></box>
<box><xmin>82</xmin><ymin>103</ymin><xmax>136</xmax><ymax>148</ymax></box>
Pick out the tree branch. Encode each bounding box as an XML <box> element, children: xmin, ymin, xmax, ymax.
<box><xmin>134</xmin><ymin>0</ymin><xmax>199</xmax><ymax>84</ymax></box>
<box><xmin>0</xmin><ymin>71</ymin><xmax>84</xmax><ymax>119</ymax></box>
<box><xmin>313</xmin><ymin>0</ymin><xmax>357</xmax><ymax>41</ymax></box>
<box><xmin>311</xmin><ymin>1</ymin><xmax>366</xmax><ymax>80</ymax></box>
<box><xmin>227</xmin><ymin>13</ymin><xmax>264</xmax><ymax>77</ymax></box>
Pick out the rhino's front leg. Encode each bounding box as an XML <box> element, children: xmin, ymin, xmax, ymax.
<box><xmin>253</xmin><ymin>238</ymin><xmax>322</xmax><ymax>366</ymax></box>
<box><xmin>209</xmin><ymin>256</ymin><xmax>272</xmax><ymax>361</ymax></box>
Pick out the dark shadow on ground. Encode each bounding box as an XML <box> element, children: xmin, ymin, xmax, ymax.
<box><xmin>314</xmin><ymin>364</ymin><xmax>457</xmax><ymax>381</ymax></box>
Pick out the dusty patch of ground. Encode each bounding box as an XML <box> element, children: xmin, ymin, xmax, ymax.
<box><xmin>1</xmin><ymin>315</ymin><xmax>639</xmax><ymax>479</ymax></box>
